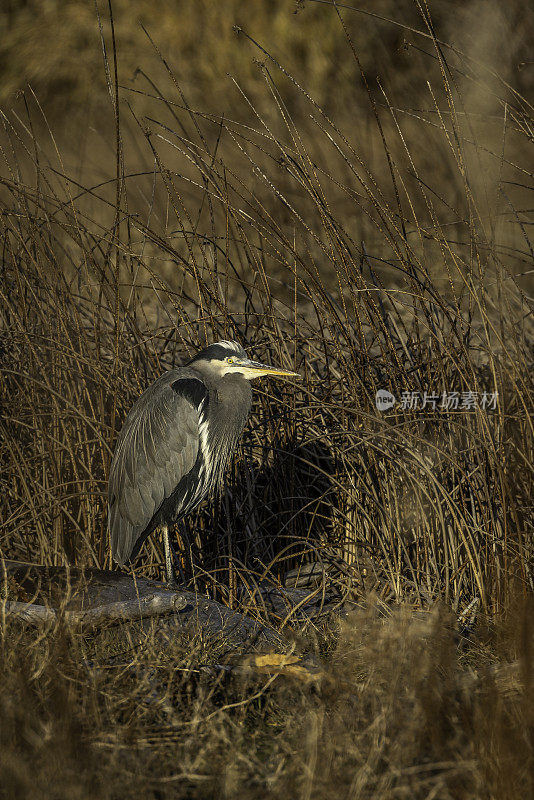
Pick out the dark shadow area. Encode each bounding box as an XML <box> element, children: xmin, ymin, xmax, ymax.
<box><xmin>179</xmin><ymin>424</ymin><xmax>340</xmax><ymax>606</ymax></box>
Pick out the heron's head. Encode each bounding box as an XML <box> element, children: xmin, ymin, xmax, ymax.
<box><xmin>188</xmin><ymin>340</ymin><xmax>299</xmax><ymax>381</ymax></box>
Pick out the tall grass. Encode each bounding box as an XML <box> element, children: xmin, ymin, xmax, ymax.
<box><xmin>1</xmin><ymin>597</ymin><xmax>532</xmax><ymax>799</ymax></box>
<box><xmin>0</xmin><ymin>1</ymin><xmax>532</xmax><ymax>620</ymax></box>
<box><xmin>1</xmin><ymin>3</ymin><xmax>533</xmax><ymax>797</ymax></box>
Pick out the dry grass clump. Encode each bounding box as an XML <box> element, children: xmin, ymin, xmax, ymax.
<box><xmin>0</xmin><ymin>598</ymin><xmax>532</xmax><ymax>799</ymax></box>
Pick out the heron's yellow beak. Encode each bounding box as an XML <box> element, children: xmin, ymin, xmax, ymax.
<box><xmin>235</xmin><ymin>359</ymin><xmax>300</xmax><ymax>380</ymax></box>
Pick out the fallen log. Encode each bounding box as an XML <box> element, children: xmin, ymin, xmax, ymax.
<box><xmin>3</xmin><ymin>591</ymin><xmax>187</xmax><ymax>627</ymax></box>
<box><xmin>2</xmin><ymin>600</ymin><xmax>56</xmax><ymax>625</ymax></box>
<box><xmin>0</xmin><ymin>559</ymin><xmax>285</xmax><ymax>650</ymax></box>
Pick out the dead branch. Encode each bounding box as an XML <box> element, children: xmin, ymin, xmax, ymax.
<box><xmin>1</xmin><ymin>559</ymin><xmax>284</xmax><ymax>650</ymax></box>
<box><xmin>2</xmin><ymin>591</ymin><xmax>187</xmax><ymax>627</ymax></box>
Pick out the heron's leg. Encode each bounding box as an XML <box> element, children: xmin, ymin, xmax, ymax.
<box><xmin>162</xmin><ymin>523</ymin><xmax>176</xmax><ymax>586</ymax></box>
<box><xmin>163</xmin><ymin>524</ymin><xmax>188</xmax><ymax>586</ymax></box>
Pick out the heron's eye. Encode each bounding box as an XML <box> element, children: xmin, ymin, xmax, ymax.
<box><xmin>226</xmin><ymin>356</ymin><xmax>237</xmax><ymax>364</ymax></box>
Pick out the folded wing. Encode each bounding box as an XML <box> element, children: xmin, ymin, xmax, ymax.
<box><xmin>108</xmin><ymin>374</ymin><xmax>208</xmax><ymax>565</ymax></box>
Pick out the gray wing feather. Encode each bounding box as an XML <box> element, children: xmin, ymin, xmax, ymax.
<box><xmin>108</xmin><ymin>371</ymin><xmax>204</xmax><ymax>565</ymax></box>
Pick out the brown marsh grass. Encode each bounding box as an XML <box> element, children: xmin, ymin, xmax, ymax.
<box><xmin>0</xmin><ymin>598</ymin><xmax>532</xmax><ymax>799</ymax></box>
<box><xmin>0</xmin><ymin>1</ymin><xmax>533</xmax><ymax>796</ymax></box>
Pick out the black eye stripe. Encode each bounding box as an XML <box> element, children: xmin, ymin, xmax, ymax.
<box><xmin>188</xmin><ymin>343</ymin><xmax>246</xmax><ymax>364</ymax></box>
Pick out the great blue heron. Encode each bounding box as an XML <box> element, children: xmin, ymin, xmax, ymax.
<box><xmin>108</xmin><ymin>340</ymin><xmax>298</xmax><ymax>583</ymax></box>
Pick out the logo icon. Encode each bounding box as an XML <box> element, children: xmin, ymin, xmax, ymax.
<box><xmin>376</xmin><ymin>389</ymin><xmax>396</xmax><ymax>411</ymax></box>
